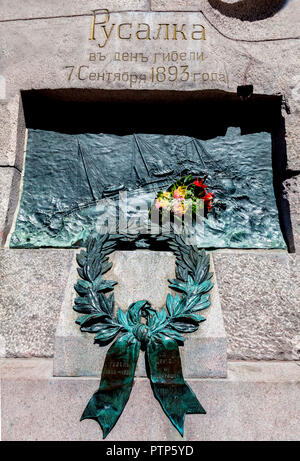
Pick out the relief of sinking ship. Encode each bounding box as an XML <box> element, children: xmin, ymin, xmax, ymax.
<box><xmin>48</xmin><ymin>134</ymin><xmax>212</xmax><ymax>228</ymax></box>
<box><xmin>11</xmin><ymin>127</ymin><xmax>286</xmax><ymax>250</ymax></box>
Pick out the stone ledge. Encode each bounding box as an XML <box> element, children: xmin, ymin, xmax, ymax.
<box><xmin>1</xmin><ymin>359</ymin><xmax>299</xmax><ymax>441</ymax></box>
<box><xmin>53</xmin><ymin>250</ymin><xmax>227</xmax><ymax>378</ymax></box>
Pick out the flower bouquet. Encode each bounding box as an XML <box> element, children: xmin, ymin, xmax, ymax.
<box><xmin>150</xmin><ymin>175</ymin><xmax>215</xmax><ymax>225</ymax></box>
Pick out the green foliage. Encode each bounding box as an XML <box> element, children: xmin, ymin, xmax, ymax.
<box><xmin>73</xmin><ymin>232</ymin><xmax>213</xmax><ymax>346</ymax></box>
<box><xmin>151</xmin><ymin>233</ymin><xmax>213</xmax><ymax>338</ymax></box>
<box><xmin>73</xmin><ymin>234</ymin><xmax>122</xmax><ymax>344</ymax></box>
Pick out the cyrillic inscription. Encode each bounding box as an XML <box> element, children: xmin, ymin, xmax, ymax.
<box><xmin>62</xmin><ymin>10</ymin><xmax>229</xmax><ymax>89</ymax></box>
<box><xmin>89</xmin><ymin>11</ymin><xmax>206</xmax><ymax>48</ymax></box>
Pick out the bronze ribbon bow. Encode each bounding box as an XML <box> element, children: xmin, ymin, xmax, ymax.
<box><xmin>80</xmin><ymin>302</ymin><xmax>205</xmax><ymax>438</ymax></box>
<box><xmin>74</xmin><ymin>233</ymin><xmax>213</xmax><ymax>438</ymax></box>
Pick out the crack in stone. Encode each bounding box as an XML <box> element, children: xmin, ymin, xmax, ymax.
<box><xmin>0</xmin><ymin>11</ymin><xmax>144</xmax><ymax>23</ymax></box>
<box><xmin>0</xmin><ymin>13</ymin><xmax>92</xmax><ymax>22</ymax></box>
<box><xmin>0</xmin><ymin>165</ymin><xmax>21</xmax><ymax>173</ymax></box>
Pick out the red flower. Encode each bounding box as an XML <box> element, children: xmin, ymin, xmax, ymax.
<box><xmin>203</xmin><ymin>192</ymin><xmax>215</xmax><ymax>211</ymax></box>
<box><xmin>193</xmin><ymin>177</ymin><xmax>207</xmax><ymax>189</ymax></box>
<box><xmin>203</xmin><ymin>192</ymin><xmax>215</xmax><ymax>201</ymax></box>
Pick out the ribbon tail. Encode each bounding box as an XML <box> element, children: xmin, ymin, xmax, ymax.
<box><xmin>147</xmin><ymin>337</ymin><xmax>205</xmax><ymax>437</ymax></box>
<box><xmin>81</xmin><ymin>334</ymin><xmax>140</xmax><ymax>439</ymax></box>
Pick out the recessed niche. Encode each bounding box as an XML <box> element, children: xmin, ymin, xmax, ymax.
<box><xmin>9</xmin><ymin>89</ymin><xmax>292</xmax><ymax>251</ymax></box>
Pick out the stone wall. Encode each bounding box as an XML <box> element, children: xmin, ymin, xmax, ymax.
<box><xmin>0</xmin><ymin>0</ymin><xmax>299</xmax><ymax>361</ymax></box>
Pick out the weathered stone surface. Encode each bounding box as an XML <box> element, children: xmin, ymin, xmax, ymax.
<box><xmin>1</xmin><ymin>358</ymin><xmax>299</xmax><ymax>441</ymax></box>
<box><xmin>289</xmin><ymin>254</ymin><xmax>300</xmax><ymax>358</ymax></box>
<box><xmin>0</xmin><ymin>0</ymin><xmax>149</xmax><ymax>20</ymax></box>
<box><xmin>0</xmin><ymin>3</ymin><xmax>299</xmax><ymax>176</ymax></box>
<box><xmin>0</xmin><ymin>12</ymin><xmax>227</xmax><ymax>96</ymax></box>
<box><xmin>0</xmin><ymin>167</ymin><xmax>21</xmax><ymax>245</ymax></box>
<box><xmin>0</xmin><ymin>7</ymin><xmax>299</xmax><ymax>175</ymax></box>
<box><xmin>0</xmin><ymin>95</ymin><xmax>25</xmax><ymax>167</ymax></box>
<box><xmin>285</xmin><ymin>115</ymin><xmax>300</xmax><ymax>171</ymax></box>
<box><xmin>54</xmin><ymin>251</ymin><xmax>227</xmax><ymax>378</ymax></box>
<box><xmin>106</xmin><ymin>250</ymin><xmax>177</xmax><ymax>308</ymax></box>
<box><xmin>0</xmin><ymin>249</ymin><xmax>74</xmax><ymax>357</ymax></box>
<box><xmin>0</xmin><ymin>9</ymin><xmax>299</xmax><ymax>98</ymax></box>
<box><xmin>283</xmin><ymin>174</ymin><xmax>300</xmax><ymax>253</ymax></box>
<box><xmin>151</xmin><ymin>0</ymin><xmax>206</xmax><ymax>12</ymax></box>
<box><xmin>213</xmin><ymin>251</ymin><xmax>300</xmax><ymax>361</ymax></box>
<box><xmin>0</xmin><ymin>169</ymin><xmax>14</xmax><ymax>240</ymax></box>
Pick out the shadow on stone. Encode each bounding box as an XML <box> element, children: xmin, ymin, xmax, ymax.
<box><xmin>208</xmin><ymin>0</ymin><xmax>288</xmax><ymax>22</ymax></box>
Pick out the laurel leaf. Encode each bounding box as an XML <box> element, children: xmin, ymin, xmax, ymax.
<box><xmin>159</xmin><ymin>308</ymin><xmax>167</xmax><ymax>323</ymax></box>
<box><xmin>117</xmin><ymin>308</ymin><xmax>128</xmax><ymax>328</ymax></box>
<box><xmin>193</xmin><ymin>256</ymin><xmax>210</xmax><ymax>284</ymax></box>
<box><xmin>77</xmin><ymin>267</ymin><xmax>85</xmax><ymax>279</ymax></box>
<box><xmin>94</xmin><ymin>325</ymin><xmax>121</xmax><ymax>344</ymax></box>
<box><xmin>166</xmin><ymin>293</ymin><xmax>182</xmax><ymax>316</ymax></box>
<box><xmin>74</xmin><ymin>279</ymin><xmax>91</xmax><ymax>295</ymax></box>
<box><xmin>76</xmin><ymin>313</ymin><xmax>109</xmax><ymax>327</ymax></box>
<box><xmin>190</xmin><ymin>293</ymin><xmax>211</xmax><ymax>312</ymax></box>
<box><xmin>170</xmin><ymin>321</ymin><xmax>199</xmax><ymax>333</ymax></box>
<box><xmin>158</xmin><ymin>329</ymin><xmax>184</xmax><ymax>343</ymax></box>
<box><xmin>76</xmin><ymin>250</ymin><xmax>86</xmax><ymax>267</ymax></box>
<box><xmin>92</xmin><ymin>276</ymin><xmax>117</xmax><ymax>293</ymax></box>
<box><xmin>176</xmin><ymin>313</ymin><xmax>206</xmax><ymax>323</ymax></box>
<box><xmin>182</xmin><ymin>294</ymin><xmax>202</xmax><ymax>312</ymax></box>
<box><xmin>101</xmin><ymin>261</ymin><xmax>113</xmax><ymax>275</ymax></box>
<box><xmin>88</xmin><ymin>255</ymin><xmax>103</xmax><ymax>281</ymax></box>
<box><xmin>98</xmin><ymin>293</ymin><xmax>114</xmax><ymax>315</ymax></box>
<box><xmin>168</xmin><ymin>279</ymin><xmax>187</xmax><ymax>293</ymax></box>
<box><xmin>73</xmin><ymin>296</ymin><xmax>91</xmax><ymax>314</ymax></box>
<box><xmin>196</xmin><ymin>280</ymin><xmax>214</xmax><ymax>294</ymax></box>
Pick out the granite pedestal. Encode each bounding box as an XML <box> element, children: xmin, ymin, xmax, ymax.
<box><xmin>1</xmin><ymin>359</ymin><xmax>299</xmax><ymax>441</ymax></box>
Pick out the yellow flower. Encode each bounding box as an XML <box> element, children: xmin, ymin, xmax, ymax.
<box><xmin>173</xmin><ymin>186</ymin><xmax>187</xmax><ymax>199</ymax></box>
<box><xmin>156</xmin><ymin>197</ymin><xmax>170</xmax><ymax>209</ymax></box>
<box><xmin>173</xmin><ymin>199</ymin><xmax>186</xmax><ymax>216</ymax></box>
<box><xmin>162</xmin><ymin>191</ymin><xmax>171</xmax><ymax>199</ymax></box>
